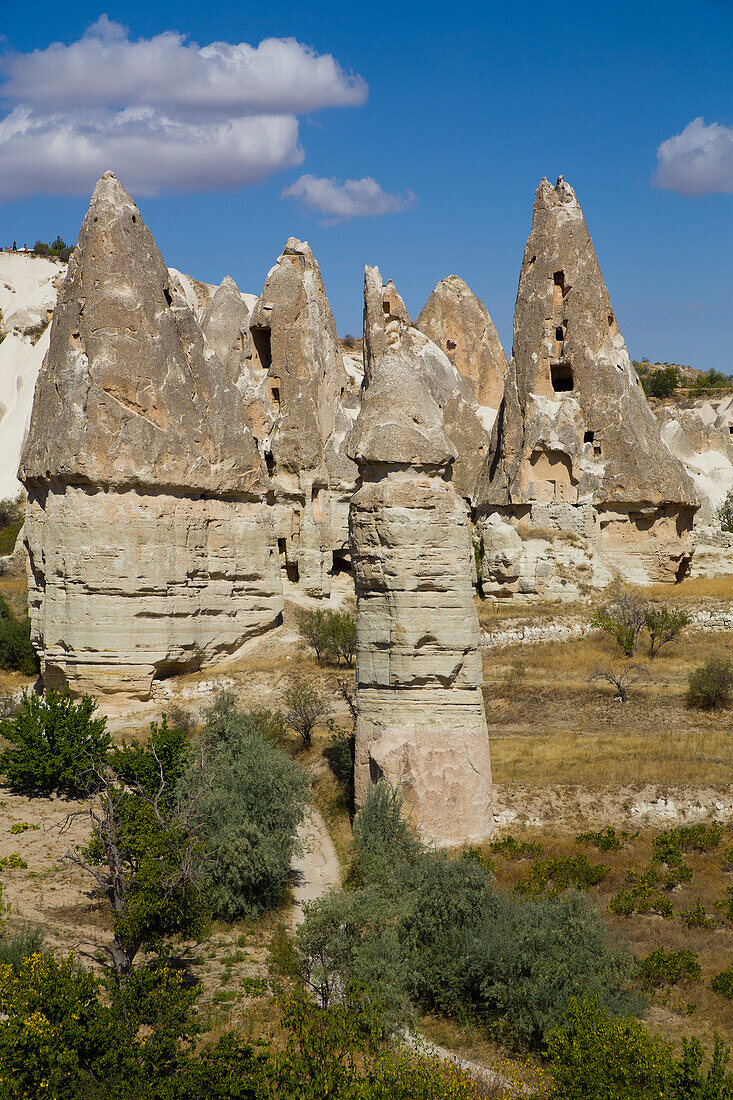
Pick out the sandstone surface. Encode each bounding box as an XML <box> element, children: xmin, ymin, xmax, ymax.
<box><xmin>19</xmin><ymin>171</ymin><xmax>282</xmax><ymax>699</ymax></box>
<box><xmin>249</xmin><ymin>238</ymin><xmax>358</xmax><ymax>595</ymax></box>
<box><xmin>348</xmin><ymin>347</ymin><xmax>492</xmax><ymax>847</ymax></box>
<box><xmin>416</xmin><ymin>274</ymin><xmax>507</xmax><ymax>415</ymax></box>
<box><xmin>477</xmin><ymin>177</ymin><xmax>698</xmax><ymax>593</ymax></box>
<box><xmin>362</xmin><ymin>266</ymin><xmax>493</xmax><ymax>505</ymax></box>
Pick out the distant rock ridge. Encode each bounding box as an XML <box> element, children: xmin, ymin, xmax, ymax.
<box><xmin>19</xmin><ymin>171</ymin><xmax>282</xmax><ymax>700</ymax></box>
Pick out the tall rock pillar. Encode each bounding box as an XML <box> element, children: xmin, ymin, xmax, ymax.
<box><xmin>19</xmin><ymin>172</ymin><xmax>283</xmax><ymax>701</ymax></box>
<box><xmin>347</xmin><ymin>348</ymin><xmax>492</xmax><ymax>847</ymax></box>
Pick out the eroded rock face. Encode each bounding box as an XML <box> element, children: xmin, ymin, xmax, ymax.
<box><xmin>348</xmin><ymin>348</ymin><xmax>492</xmax><ymax>847</ymax></box>
<box><xmin>19</xmin><ymin>172</ymin><xmax>282</xmax><ymax>700</ymax></box>
<box><xmin>249</xmin><ymin>239</ymin><xmax>358</xmax><ymax>595</ymax></box>
<box><xmin>416</xmin><ymin>275</ymin><xmax>507</xmax><ymax>416</ymax></box>
<box><xmin>478</xmin><ymin>177</ymin><xmax>698</xmax><ymax>591</ymax></box>
<box><xmin>362</xmin><ymin>266</ymin><xmax>493</xmax><ymax>506</ymax></box>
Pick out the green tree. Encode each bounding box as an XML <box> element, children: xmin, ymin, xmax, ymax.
<box><xmin>0</xmin><ymin>689</ymin><xmax>110</xmax><ymax>795</ymax></box>
<box><xmin>645</xmin><ymin>604</ymin><xmax>689</xmax><ymax>657</ymax></box>
<box><xmin>283</xmin><ymin>677</ymin><xmax>331</xmax><ymax>748</ymax></box>
<box><xmin>178</xmin><ymin>694</ymin><xmax>308</xmax><ymax>921</ymax></box>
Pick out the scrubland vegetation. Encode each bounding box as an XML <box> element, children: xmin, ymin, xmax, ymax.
<box><xmin>0</xmin><ymin>576</ymin><xmax>730</xmax><ymax>1096</ymax></box>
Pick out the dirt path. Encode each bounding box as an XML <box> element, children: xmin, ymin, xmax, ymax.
<box><xmin>289</xmin><ymin>807</ymin><xmax>341</xmax><ymax>930</ymax></box>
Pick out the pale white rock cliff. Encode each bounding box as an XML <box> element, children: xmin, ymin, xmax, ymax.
<box><xmin>348</xmin><ymin>348</ymin><xmax>492</xmax><ymax>847</ymax></box>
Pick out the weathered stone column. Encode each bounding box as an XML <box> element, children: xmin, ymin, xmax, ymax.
<box><xmin>347</xmin><ymin>349</ymin><xmax>492</xmax><ymax>847</ymax></box>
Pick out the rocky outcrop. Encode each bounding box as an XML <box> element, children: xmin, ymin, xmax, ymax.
<box><xmin>363</xmin><ymin>266</ymin><xmax>493</xmax><ymax>506</ymax></box>
<box><xmin>249</xmin><ymin>239</ymin><xmax>358</xmax><ymax>595</ymax></box>
<box><xmin>19</xmin><ymin>171</ymin><xmax>282</xmax><ymax>700</ymax></box>
<box><xmin>348</xmin><ymin>347</ymin><xmax>492</xmax><ymax>847</ymax></box>
<box><xmin>416</xmin><ymin>275</ymin><xmax>507</xmax><ymax>420</ymax></box>
<box><xmin>477</xmin><ymin>177</ymin><xmax>698</xmax><ymax>594</ymax></box>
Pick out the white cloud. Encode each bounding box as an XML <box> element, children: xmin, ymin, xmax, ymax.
<box><xmin>282</xmin><ymin>174</ymin><xmax>415</xmax><ymax>222</ymax></box>
<box><xmin>655</xmin><ymin>117</ymin><xmax>733</xmax><ymax>196</ymax></box>
<box><xmin>1</xmin><ymin>16</ymin><xmax>367</xmax><ymax>119</ymax></box>
<box><xmin>0</xmin><ymin>17</ymin><xmax>366</xmax><ymax>199</ymax></box>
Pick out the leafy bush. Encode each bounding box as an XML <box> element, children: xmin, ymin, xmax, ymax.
<box><xmin>0</xmin><ymin>951</ymin><xmax>484</xmax><ymax>1099</ymax></box>
<box><xmin>546</xmin><ymin>996</ymin><xmax>733</xmax><ymax>1100</ymax></box>
<box><xmin>0</xmin><ymin>854</ymin><xmax>27</xmax><ymax>870</ymax></box>
<box><xmin>679</xmin><ymin>898</ymin><xmax>714</xmax><ymax>929</ymax></box>
<box><xmin>514</xmin><ymin>854</ymin><xmax>610</xmax><ymax>897</ymax></box>
<box><xmin>0</xmin><ymin>689</ymin><xmax>110</xmax><ymax>796</ymax></box>
<box><xmin>687</xmin><ymin>658</ymin><xmax>733</xmax><ymax>709</ymax></box>
<box><xmin>0</xmin><ymin>596</ymin><xmax>38</xmax><ymax>675</ymax></box>
<box><xmin>711</xmin><ymin>968</ymin><xmax>733</xmax><ymax>1000</ymax></box>
<box><xmin>178</xmin><ymin>695</ymin><xmax>309</xmax><ymax>920</ymax></box>
<box><xmin>591</xmin><ymin>587</ymin><xmax>648</xmax><ymax>656</ymax></box>
<box><xmin>639</xmin><ymin>948</ymin><xmax>701</xmax><ymax>990</ymax></box>
<box><xmin>609</xmin><ymin>868</ymin><xmax>674</xmax><ymax>919</ymax></box>
<box><xmin>575</xmin><ymin>826</ymin><xmax>636</xmax><ymax>852</ymax></box>
<box><xmin>489</xmin><ymin>835</ymin><xmax>542</xmax><ymax>860</ymax></box>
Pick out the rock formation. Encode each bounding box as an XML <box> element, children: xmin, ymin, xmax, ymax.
<box><xmin>477</xmin><ymin>177</ymin><xmax>698</xmax><ymax>594</ymax></box>
<box><xmin>416</xmin><ymin>275</ymin><xmax>507</xmax><ymax>418</ymax></box>
<box><xmin>363</xmin><ymin>267</ymin><xmax>493</xmax><ymax>506</ymax></box>
<box><xmin>19</xmin><ymin>171</ymin><xmax>283</xmax><ymax>700</ymax></box>
<box><xmin>248</xmin><ymin>239</ymin><xmax>358</xmax><ymax>595</ymax></box>
<box><xmin>348</xmin><ymin>347</ymin><xmax>492</xmax><ymax>847</ymax></box>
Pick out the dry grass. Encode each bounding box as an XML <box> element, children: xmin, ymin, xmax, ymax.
<box><xmin>484</xmin><ymin>628</ymin><xmax>733</xmax><ymax>788</ymax></box>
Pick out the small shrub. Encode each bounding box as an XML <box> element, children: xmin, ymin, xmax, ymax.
<box><xmin>9</xmin><ymin>822</ymin><xmax>38</xmax><ymax>835</ymax></box>
<box><xmin>463</xmin><ymin>847</ymin><xmax>497</xmax><ymax>874</ymax></box>
<box><xmin>639</xmin><ymin>948</ymin><xmax>701</xmax><ymax>990</ymax></box>
<box><xmin>0</xmin><ymin>596</ymin><xmax>38</xmax><ymax>675</ymax></box>
<box><xmin>679</xmin><ymin>897</ymin><xmax>714</xmax><ymax>929</ymax></box>
<box><xmin>687</xmin><ymin>658</ymin><xmax>733</xmax><ymax>709</ymax></box>
<box><xmin>575</xmin><ymin>826</ymin><xmax>636</xmax><ymax>852</ymax></box>
<box><xmin>711</xmin><ymin>968</ymin><xmax>733</xmax><ymax>1000</ymax></box>
<box><xmin>547</xmin><ymin>997</ymin><xmax>733</xmax><ymax>1100</ymax></box>
<box><xmin>514</xmin><ymin>854</ymin><xmax>610</xmax><ymax>897</ymax></box>
<box><xmin>0</xmin><ymin>689</ymin><xmax>111</xmax><ymax>796</ymax></box>
<box><xmin>717</xmin><ymin>885</ymin><xmax>733</xmax><ymax>924</ymax></box>
<box><xmin>489</xmin><ymin>835</ymin><xmax>542</xmax><ymax>860</ymax></box>
<box><xmin>609</xmin><ymin>868</ymin><xmax>674</xmax><ymax>919</ymax></box>
<box><xmin>588</xmin><ymin>664</ymin><xmax>646</xmax><ymax>701</ymax></box>
<box><xmin>294</xmin><ymin>607</ymin><xmax>332</xmax><ymax>662</ymax></box>
<box><xmin>502</xmin><ymin>662</ymin><xmax>527</xmax><ymax>690</ymax></box>
<box><xmin>0</xmin><ymin>853</ymin><xmax>27</xmax><ymax>869</ymax></box>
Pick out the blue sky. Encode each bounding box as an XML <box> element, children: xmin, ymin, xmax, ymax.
<box><xmin>0</xmin><ymin>0</ymin><xmax>730</xmax><ymax>370</ymax></box>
